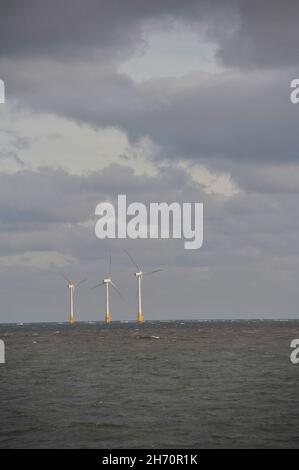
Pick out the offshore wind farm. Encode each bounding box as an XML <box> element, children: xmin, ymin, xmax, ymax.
<box><xmin>59</xmin><ymin>252</ymin><xmax>163</xmax><ymax>324</ymax></box>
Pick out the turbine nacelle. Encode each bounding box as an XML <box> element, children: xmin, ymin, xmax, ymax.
<box><xmin>103</xmin><ymin>278</ymin><xmax>112</xmax><ymax>284</ymax></box>
<box><xmin>135</xmin><ymin>272</ymin><xmax>143</xmax><ymax>278</ymax></box>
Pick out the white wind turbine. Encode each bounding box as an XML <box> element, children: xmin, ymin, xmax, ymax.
<box><xmin>59</xmin><ymin>274</ymin><xmax>87</xmax><ymax>324</ymax></box>
<box><xmin>93</xmin><ymin>255</ymin><xmax>122</xmax><ymax>323</ymax></box>
<box><xmin>124</xmin><ymin>250</ymin><xmax>163</xmax><ymax>323</ymax></box>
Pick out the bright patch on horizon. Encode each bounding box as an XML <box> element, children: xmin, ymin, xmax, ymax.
<box><xmin>0</xmin><ymin>251</ymin><xmax>75</xmax><ymax>269</ymax></box>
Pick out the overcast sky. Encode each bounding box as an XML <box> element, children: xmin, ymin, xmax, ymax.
<box><xmin>1</xmin><ymin>0</ymin><xmax>299</xmax><ymax>322</ymax></box>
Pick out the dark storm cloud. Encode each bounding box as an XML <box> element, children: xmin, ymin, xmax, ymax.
<box><xmin>1</xmin><ymin>1</ymin><xmax>299</xmax><ymax>69</ymax></box>
<box><xmin>3</xmin><ymin>59</ymin><xmax>299</xmax><ymax>165</ymax></box>
<box><xmin>2</xmin><ymin>1</ymin><xmax>299</xmax><ymax>168</ymax></box>
<box><xmin>0</xmin><ymin>0</ymin><xmax>226</xmax><ymax>60</ymax></box>
<box><xmin>126</xmin><ymin>70</ymin><xmax>299</xmax><ymax>164</ymax></box>
<box><xmin>218</xmin><ymin>0</ymin><xmax>299</xmax><ymax>69</ymax></box>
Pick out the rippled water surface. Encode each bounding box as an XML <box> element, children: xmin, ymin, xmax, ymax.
<box><xmin>0</xmin><ymin>320</ymin><xmax>299</xmax><ymax>448</ymax></box>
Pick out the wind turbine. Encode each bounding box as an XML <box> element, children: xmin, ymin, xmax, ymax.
<box><xmin>124</xmin><ymin>250</ymin><xmax>162</xmax><ymax>323</ymax></box>
<box><xmin>93</xmin><ymin>255</ymin><xmax>121</xmax><ymax>323</ymax></box>
<box><xmin>59</xmin><ymin>274</ymin><xmax>87</xmax><ymax>324</ymax></box>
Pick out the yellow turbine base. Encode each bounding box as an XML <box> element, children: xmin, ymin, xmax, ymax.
<box><xmin>105</xmin><ymin>312</ymin><xmax>111</xmax><ymax>323</ymax></box>
<box><xmin>69</xmin><ymin>315</ymin><xmax>75</xmax><ymax>324</ymax></box>
<box><xmin>137</xmin><ymin>311</ymin><xmax>144</xmax><ymax>323</ymax></box>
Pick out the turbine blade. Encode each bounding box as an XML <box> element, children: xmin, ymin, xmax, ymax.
<box><xmin>57</xmin><ymin>271</ymin><xmax>72</xmax><ymax>284</ymax></box>
<box><xmin>142</xmin><ymin>269</ymin><xmax>163</xmax><ymax>276</ymax></box>
<box><xmin>124</xmin><ymin>249</ymin><xmax>141</xmax><ymax>271</ymax></box>
<box><xmin>109</xmin><ymin>255</ymin><xmax>112</xmax><ymax>278</ymax></box>
<box><xmin>75</xmin><ymin>277</ymin><xmax>87</xmax><ymax>288</ymax></box>
<box><xmin>92</xmin><ymin>281</ymin><xmax>105</xmax><ymax>289</ymax></box>
<box><xmin>111</xmin><ymin>281</ymin><xmax>122</xmax><ymax>297</ymax></box>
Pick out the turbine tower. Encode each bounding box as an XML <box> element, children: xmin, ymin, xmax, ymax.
<box><xmin>125</xmin><ymin>250</ymin><xmax>162</xmax><ymax>323</ymax></box>
<box><xmin>69</xmin><ymin>282</ymin><xmax>75</xmax><ymax>324</ymax></box>
<box><xmin>60</xmin><ymin>274</ymin><xmax>87</xmax><ymax>324</ymax></box>
<box><xmin>93</xmin><ymin>256</ymin><xmax>121</xmax><ymax>323</ymax></box>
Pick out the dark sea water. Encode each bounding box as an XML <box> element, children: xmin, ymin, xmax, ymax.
<box><xmin>0</xmin><ymin>320</ymin><xmax>299</xmax><ymax>449</ymax></box>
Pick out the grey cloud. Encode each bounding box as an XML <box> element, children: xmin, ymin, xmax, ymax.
<box><xmin>128</xmin><ymin>70</ymin><xmax>299</xmax><ymax>164</ymax></box>
<box><xmin>12</xmin><ymin>135</ymin><xmax>32</xmax><ymax>150</ymax></box>
<box><xmin>0</xmin><ymin>163</ymin><xmax>204</xmax><ymax>233</ymax></box>
<box><xmin>1</xmin><ymin>0</ymin><xmax>299</xmax><ymax>70</ymax></box>
<box><xmin>232</xmin><ymin>163</ymin><xmax>299</xmax><ymax>194</ymax></box>
<box><xmin>0</xmin><ymin>0</ymin><xmax>221</xmax><ymax>60</ymax></box>
<box><xmin>0</xmin><ymin>163</ymin><xmax>299</xmax><ymax>319</ymax></box>
<box><xmin>218</xmin><ymin>0</ymin><xmax>299</xmax><ymax>69</ymax></box>
<box><xmin>0</xmin><ymin>164</ymin><xmax>298</xmax><ymax>267</ymax></box>
<box><xmin>0</xmin><ymin>150</ymin><xmax>25</xmax><ymax>166</ymax></box>
<box><xmin>2</xmin><ymin>1</ymin><xmax>298</xmax><ymax>169</ymax></box>
<box><xmin>4</xmin><ymin>59</ymin><xmax>299</xmax><ymax>165</ymax></box>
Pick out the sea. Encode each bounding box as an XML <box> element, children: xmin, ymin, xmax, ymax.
<box><xmin>0</xmin><ymin>320</ymin><xmax>299</xmax><ymax>448</ymax></box>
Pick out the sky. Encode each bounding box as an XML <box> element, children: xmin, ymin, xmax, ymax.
<box><xmin>0</xmin><ymin>0</ymin><xmax>299</xmax><ymax>322</ymax></box>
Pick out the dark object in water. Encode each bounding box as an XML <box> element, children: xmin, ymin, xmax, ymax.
<box><xmin>135</xmin><ymin>335</ymin><xmax>160</xmax><ymax>340</ymax></box>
